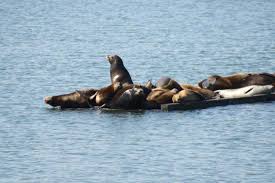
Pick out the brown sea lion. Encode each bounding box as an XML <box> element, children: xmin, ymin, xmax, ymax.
<box><xmin>181</xmin><ymin>84</ymin><xmax>216</xmax><ymax>100</ymax></box>
<box><xmin>156</xmin><ymin>77</ymin><xmax>182</xmax><ymax>91</ymax></box>
<box><xmin>106</xmin><ymin>55</ymin><xmax>133</xmax><ymax>85</ymax></box>
<box><xmin>145</xmin><ymin>80</ymin><xmax>156</xmax><ymax>90</ymax></box>
<box><xmin>89</xmin><ymin>82</ymin><xmax>122</xmax><ymax>106</ymax></box>
<box><xmin>146</xmin><ymin>88</ymin><xmax>179</xmax><ymax>105</ymax></box>
<box><xmin>172</xmin><ymin>89</ymin><xmax>205</xmax><ymax>103</ymax></box>
<box><xmin>198</xmin><ymin>73</ymin><xmax>275</xmax><ymax>90</ymax></box>
<box><xmin>44</xmin><ymin>88</ymin><xmax>98</xmax><ymax>108</ymax></box>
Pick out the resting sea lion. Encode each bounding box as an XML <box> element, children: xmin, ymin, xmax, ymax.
<box><xmin>172</xmin><ymin>89</ymin><xmax>205</xmax><ymax>103</ymax></box>
<box><xmin>146</xmin><ymin>88</ymin><xmax>179</xmax><ymax>104</ymax></box>
<box><xmin>44</xmin><ymin>88</ymin><xmax>98</xmax><ymax>108</ymax></box>
<box><xmin>156</xmin><ymin>77</ymin><xmax>182</xmax><ymax>91</ymax></box>
<box><xmin>181</xmin><ymin>84</ymin><xmax>216</xmax><ymax>100</ymax></box>
<box><xmin>105</xmin><ymin>85</ymin><xmax>148</xmax><ymax>109</ymax></box>
<box><xmin>89</xmin><ymin>82</ymin><xmax>122</xmax><ymax>106</ymax></box>
<box><xmin>215</xmin><ymin>85</ymin><xmax>275</xmax><ymax>99</ymax></box>
<box><xmin>198</xmin><ymin>73</ymin><xmax>275</xmax><ymax>90</ymax></box>
<box><xmin>106</xmin><ymin>55</ymin><xmax>133</xmax><ymax>85</ymax></box>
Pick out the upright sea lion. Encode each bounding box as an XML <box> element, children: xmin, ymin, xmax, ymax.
<box><xmin>89</xmin><ymin>82</ymin><xmax>122</xmax><ymax>106</ymax></box>
<box><xmin>106</xmin><ymin>55</ymin><xmax>133</xmax><ymax>85</ymax></box>
<box><xmin>215</xmin><ymin>85</ymin><xmax>275</xmax><ymax>99</ymax></box>
<box><xmin>146</xmin><ymin>88</ymin><xmax>179</xmax><ymax>105</ymax></box>
<box><xmin>44</xmin><ymin>88</ymin><xmax>98</xmax><ymax>108</ymax></box>
<box><xmin>198</xmin><ymin>73</ymin><xmax>275</xmax><ymax>90</ymax></box>
<box><xmin>156</xmin><ymin>77</ymin><xmax>182</xmax><ymax>91</ymax></box>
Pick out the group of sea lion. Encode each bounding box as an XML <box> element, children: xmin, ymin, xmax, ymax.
<box><xmin>44</xmin><ymin>55</ymin><xmax>275</xmax><ymax>109</ymax></box>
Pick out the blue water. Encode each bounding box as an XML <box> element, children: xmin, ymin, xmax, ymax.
<box><xmin>1</xmin><ymin>0</ymin><xmax>275</xmax><ymax>182</ymax></box>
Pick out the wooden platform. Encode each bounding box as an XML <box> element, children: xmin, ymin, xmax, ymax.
<box><xmin>161</xmin><ymin>93</ymin><xmax>275</xmax><ymax>111</ymax></box>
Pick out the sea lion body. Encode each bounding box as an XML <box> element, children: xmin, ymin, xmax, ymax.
<box><xmin>90</xmin><ymin>82</ymin><xmax>122</xmax><ymax>106</ymax></box>
<box><xmin>215</xmin><ymin>85</ymin><xmax>275</xmax><ymax>99</ymax></box>
<box><xmin>44</xmin><ymin>88</ymin><xmax>98</xmax><ymax>108</ymax></box>
<box><xmin>172</xmin><ymin>89</ymin><xmax>205</xmax><ymax>103</ymax></box>
<box><xmin>198</xmin><ymin>73</ymin><xmax>275</xmax><ymax>90</ymax></box>
<box><xmin>146</xmin><ymin>88</ymin><xmax>178</xmax><ymax>104</ymax></box>
<box><xmin>181</xmin><ymin>84</ymin><xmax>216</xmax><ymax>100</ymax></box>
<box><xmin>106</xmin><ymin>55</ymin><xmax>133</xmax><ymax>85</ymax></box>
<box><xmin>106</xmin><ymin>84</ymin><xmax>151</xmax><ymax>109</ymax></box>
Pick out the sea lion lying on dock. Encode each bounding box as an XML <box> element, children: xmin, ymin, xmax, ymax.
<box><xmin>102</xmin><ymin>84</ymin><xmax>151</xmax><ymax>109</ymax></box>
<box><xmin>44</xmin><ymin>88</ymin><xmax>98</xmax><ymax>108</ymax></box>
<box><xmin>181</xmin><ymin>84</ymin><xmax>216</xmax><ymax>100</ymax></box>
<box><xmin>146</xmin><ymin>88</ymin><xmax>179</xmax><ymax>105</ymax></box>
<box><xmin>172</xmin><ymin>89</ymin><xmax>205</xmax><ymax>103</ymax></box>
<box><xmin>215</xmin><ymin>85</ymin><xmax>275</xmax><ymax>99</ymax></box>
<box><xmin>89</xmin><ymin>82</ymin><xmax>122</xmax><ymax>106</ymax></box>
<box><xmin>198</xmin><ymin>73</ymin><xmax>275</xmax><ymax>91</ymax></box>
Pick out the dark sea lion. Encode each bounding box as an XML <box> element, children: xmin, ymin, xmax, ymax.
<box><xmin>102</xmin><ymin>84</ymin><xmax>152</xmax><ymax>109</ymax></box>
<box><xmin>44</xmin><ymin>88</ymin><xmax>98</xmax><ymax>108</ymax></box>
<box><xmin>172</xmin><ymin>89</ymin><xmax>205</xmax><ymax>103</ymax></box>
<box><xmin>238</xmin><ymin>73</ymin><xmax>275</xmax><ymax>87</ymax></box>
<box><xmin>106</xmin><ymin>55</ymin><xmax>133</xmax><ymax>85</ymax></box>
<box><xmin>199</xmin><ymin>73</ymin><xmax>275</xmax><ymax>91</ymax></box>
<box><xmin>156</xmin><ymin>77</ymin><xmax>182</xmax><ymax>91</ymax></box>
<box><xmin>146</xmin><ymin>88</ymin><xmax>179</xmax><ymax>105</ymax></box>
<box><xmin>89</xmin><ymin>82</ymin><xmax>122</xmax><ymax>106</ymax></box>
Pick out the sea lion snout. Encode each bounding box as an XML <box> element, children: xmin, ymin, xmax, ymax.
<box><xmin>44</xmin><ymin>96</ymin><xmax>53</xmax><ymax>104</ymax></box>
<box><xmin>106</xmin><ymin>55</ymin><xmax>112</xmax><ymax>61</ymax></box>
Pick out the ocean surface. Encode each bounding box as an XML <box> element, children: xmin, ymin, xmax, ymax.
<box><xmin>1</xmin><ymin>0</ymin><xmax>275</xmax><ymax>182</ymax></box>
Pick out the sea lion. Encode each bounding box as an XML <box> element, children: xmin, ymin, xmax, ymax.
<box><xmin>181</xmin><ymin>84</ymin><xmax>216</xmax><ymax>100</ymax></box>
<box><xmin>145</xmin><ymin>80</ymin><xmax>156</xmax><ymax>90</ymax></box>
<box><xmin>198</xmin><ymin>73</ymin><xmax>275</xmax><ymax>90</ymax></box>
<box><xmin>146</xmin><ymin>88</ymin><xmax>179</xmax><ymax>105</ymax></box>
<box><xmin>172</xmin><ymin>89</ymin><xmax>205</xmax><ymax>103</ymax></box>
<box><xmin>89</xmin><ymin>82</ymin><xmax>122</xmax><ymax>106</ymax></box>
<box><xmin>156</xmin><ymin>77</ymin><xmax>182</xmax><ymax>91</ymax></box>
<box><xmin>102</xmin><ymin>84</ymin><xmax>152</xmax><ymax>109</ymax></box>
<box><xmin>44</xmin><ymin>88</ymin><xmax>98</xmax><ymax>108</ymax></box>
<box><xmin>215</xmin><ymin>85</ymin><xmax>275</xmax><ymax>99</ymax></box>
<box><xmin>106</xmin><ymin>55</ymin><xmax>133</xmax><ymax>85</ymax></box>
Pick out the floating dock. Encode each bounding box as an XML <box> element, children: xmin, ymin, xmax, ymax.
<box><xmin>161</xmin><ymin>93</ymin><xmax>275</xmax><ymax>111</ymax></box>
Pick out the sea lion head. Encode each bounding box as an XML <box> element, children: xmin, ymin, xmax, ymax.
<box><xmin>106</xmin><ymin>55</ymin><xmax>123</xmax><ymax>65</ymax></box>
<box><xmin>44</xmin><ymin>96</ymin><xmax>55</xmax><ymax>106</ymax></box>
<box><xmin>198</xmin><ymin>75</ymin><xmax>232</xmax><ymax>90</ymax></box>
<box><xmin>156</xmin><ymin>77</ymin><xmax>182</xmax><ymax>91</ymax></box>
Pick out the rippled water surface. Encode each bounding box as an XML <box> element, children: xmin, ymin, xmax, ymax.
<box><xmin>1</xmin><ymin>0</ymin><xmax>275</xmax><ymax>182</ymax></box>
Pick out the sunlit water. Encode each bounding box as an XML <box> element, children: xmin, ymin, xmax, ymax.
<box><xmin>1</xmin><ymin>0</ymin><xmax>275</xmax><ymax>182</ymax></box>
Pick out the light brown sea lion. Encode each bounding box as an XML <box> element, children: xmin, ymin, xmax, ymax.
<box><xmin>44</xmin><ymin>88</ymin><xmax>98</xmax><ymax>108</ymax></box>
<box><xmin>198</xmin><ymin>73</ymin><xmax>275</xmax><ymax>90</ymax></box>
<box><xmin>172</xmin><ymin>89</ymin><xmax>205</xmax><ymax>103</ymax></box>
<box><xmin>146</xmin><ymin>88</ymin><xmax>179</xmax><ymax>105</ymax></box>
<box><xmin>156</xmin><ymin>77</ymin><xmax>182</xmax><ymax>91</ymax></box>
<box><xmin>106</xmin><ymin>55</ymin><xmax>133</xmax><ymax>85</ymax></box>
<box><xmin>89</xmin><ymin>82</ymin><xmax>122</xmax><ymax>106</ymax></box>
<box><xmin>181</xmin><ymin>84</ymin><xmax>216</xmax><ymax>100</ymax></box>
